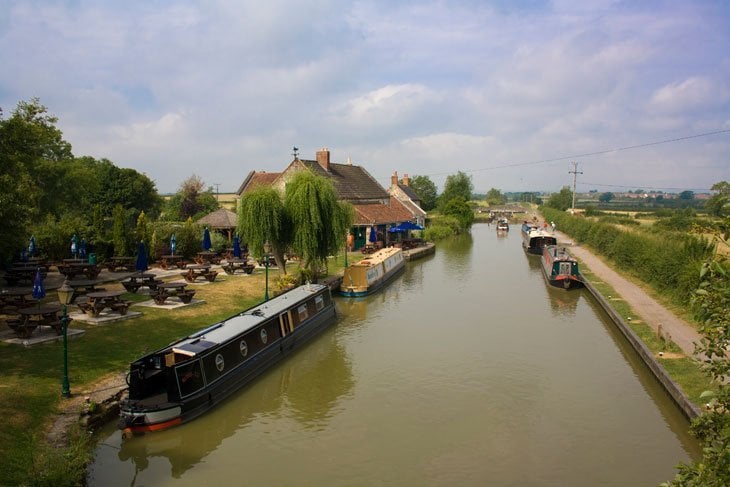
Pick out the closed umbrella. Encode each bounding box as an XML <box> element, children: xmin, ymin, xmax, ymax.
<box><xmin>170</xmin><ymin>234</ymin><xmax>177</xmax><ymax>255</ymax></box>
<box><xmin>369</xmin><ymin>226</ymin><xmax>378</xmax><ymax>243</ymax></box>
<box><xmin>71</xmin><ymin>234</ymin><xmax>78</xmax><ymax>258</ymax></box>
<box><xmin>135</xmin><ymin>241</ymin><xmax>148</xmax><ymax>272</ymax></box>
<box><xmin>79</xmin><ymin>238</ymin><xmax>87</xmax><ymax>259</ymax></box>
<box><xmin>202</xmin><ymin>227</ymin><xmax>212</xmax><ymax>251</ymax></box>
<box><xmin>32</xmin><ymin>268</ymin><xmax>46</xmax><ymax>302</ymax></box>
<box><xmin>233</xmin><ymin>235</ymin><xmax>242</xmax><ymax>258</ymax></box>
<box><xmin>28</xmin><ymin>235</ymin><xmax>36</xmax><ymax>257</ymax></box>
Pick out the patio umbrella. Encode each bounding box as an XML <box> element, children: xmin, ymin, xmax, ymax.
<box><xmin>28</xmin><ymin>235</ymin><xmax>36</xmax><ymax>257</ymax></box>
<box><xmin>71</xmin><ymin>234</ymin><xmax>78</xmax><ymax>258</ymax></box>
<box><xmin>202</xmin><ymin>227</ymin><xmax>212</xmax><ymax>251</ymax></box>
<box><xmin>135</xmin><ymin>241</ymin><xmax>148</xmax><ymax>272</ymax></box>
<box><xmin>79</xmin><ymin>238</ymin><xmax>88</xmax><ymax>259</ymax></box>
<box><xmin>170</xmin><ymin>234</ymin><xmax>177</xmax><ymax>255</ymax></box>
<box><xmin>32</xmin><ymin>268</ymin><xmax>46</xmax><ymax>301</ymax></box>
<box><xmin>369</xmin><ymin>226</ymin><xmax>378</xmax><ymax>243</ymax></box>
<box><xmin>233</xmin><ymin>235</ymin><xmax>242</xmax><ymax>258</ymax></box>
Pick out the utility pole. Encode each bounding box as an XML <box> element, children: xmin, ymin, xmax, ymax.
<box><xmin>213</xmin><ymin>183</ymin><xmax>220</xmax><ymax>202</ymax></box>
<box><xmin>569</xmin><ymin>162</ymin><xmax>582</xmax><ymax>213</ymax></box>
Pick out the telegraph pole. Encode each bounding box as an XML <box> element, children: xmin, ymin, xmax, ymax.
<box><xmin>569</xmin><ymin>162</ymin><xmax>582</xmax><ymax>213</ymax></box>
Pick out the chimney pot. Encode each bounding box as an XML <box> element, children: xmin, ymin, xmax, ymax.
<box><xmin>403</xmin><ymin>173</ymin><xmax>409</xmax><ymax>186</ymax></box>
<box><xmin>391</xmin><ymin>171</ymin><xmax>398</xmax><ymax>187</ymax></box>
<box><xmin>316</xmin><ymin>147</ymin><xmax>330</xmax><ymax>171</ymax></box>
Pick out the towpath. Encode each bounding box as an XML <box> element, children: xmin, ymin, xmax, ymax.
<box><xmin>554</xmin><ymin>231</ymin><xmax>703</xmax><ymax>358</ymax></box>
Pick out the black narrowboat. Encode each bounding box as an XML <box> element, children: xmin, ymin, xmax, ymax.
<box><xmin>119</xmin><ymin>283</ymin><xmax>336</xmax><ymax>436</ymax></box>
<box><xmin>541</xmin><ymin>245</ymin><xmax>584</xmax><ymax>290</ymax></box>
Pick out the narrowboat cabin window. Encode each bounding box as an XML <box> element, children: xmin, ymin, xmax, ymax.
<box><xmin>177</xmin><ymin>360</ymin><xmax>205</xmax><ymax>397</ymax></box>
<box><xmin>240</xmin><ymin>340</ymin><xmax>248</xmax><ymax>357</ymax></box>
<box><xmin>260</xmin><ymin>328</ymin><xmax>268</xmax><ymax>344</ymax></box>
<box><xmin>215</xmin><ymin>354</ymin><xmax>225</xmax><ymax>372</ymax></box>
<box><xmin>298</xmin><ymin>304</ymin><xmax>308</xmax><ymax>321</ymax></box>
<box><xmin>315</xmin><ymin>295</ymin><xmax>324</xmax><ymax>311</ymax></box>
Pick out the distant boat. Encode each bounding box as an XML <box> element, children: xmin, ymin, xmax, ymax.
<box><xmin>521</xmin><ymin>222</ymin><xmax>557</xmax><ymax>255</ymax></box>
<box><xmin>541</xmin><ymin>245</ymin><xmax>583</xmax><ymax>290</ymax></box>
<box><xmin>119</xmin><ymin>283</ymin><xmax>336</xmax><ymax>435</ymax></box>
<box><xmin>340</xmin><ymin>247</ymin><xmax>405</xmax><ymax>297</ymax></box>
<box><xmin>496</xmin><ymin>219</ymin><xmax>509</xmax><ymax>232</ymax></box>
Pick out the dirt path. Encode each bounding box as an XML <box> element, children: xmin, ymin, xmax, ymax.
<box><xmin>554</xmin><ymin>231</ymin><xmax>703</xmax><ymax>357</ymax></box>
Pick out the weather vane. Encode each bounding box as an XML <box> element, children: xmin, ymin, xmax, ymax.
<box><xmin>292</xmin><ymin>146</ymin><xmax>299</xmax><ymax>159</ymax></box>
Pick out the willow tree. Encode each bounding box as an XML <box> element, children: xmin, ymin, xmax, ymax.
<box><xmin>237</xmin><ymin>186</ymin><xmax>291</xmax><ymax>272</ymax></box>
<box><xmin>284</xmin><ymin>171</ymin><xmax>353</xmax><ymax>278</ymax></box>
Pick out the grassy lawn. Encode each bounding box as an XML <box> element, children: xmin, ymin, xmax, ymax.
<box><xmin>0</xmin><ymin>262</ymin><xmax>298</xmax><ymax>485</ymax></box>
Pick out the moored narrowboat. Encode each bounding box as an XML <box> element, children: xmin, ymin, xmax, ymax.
<box><xmin>541</xmin><ymin>245</ymin><xmax>583</xmax><ymax>290</ymax></box>
<box><xmin>119</xmin><ymin>283</ymin><xmax>336</xmax><ymax>436</ymax></box>
<box><xmin>522</xmin><ymin>223</ymin><xmax>557</xmax><ymax>255</ymax></box>
<box><xmin>340</xmin><ymin>247</ymin><xmax>405</xmax><ymax>297</ymax></box>
<box><xmin>496</xmin><ymin>219</ymin><xmax>509</xmax><ymax>232</ymax></box>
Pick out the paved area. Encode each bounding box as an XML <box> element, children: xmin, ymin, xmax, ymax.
<box><xmin>555</xmin><ymin>231</ymin><xmax>703</xmax><ymax>358</ymax></box>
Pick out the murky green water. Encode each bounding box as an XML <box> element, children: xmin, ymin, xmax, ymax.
<box><xmin>88</xmin><ymin>224</ymin><xmax>699</xmax><ymax>486</ymax></box>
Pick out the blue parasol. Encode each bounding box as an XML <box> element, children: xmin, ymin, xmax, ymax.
<box><xmin>369</xmin><ymin>226</ymin><xmax>378</xmax><ymax>243</ymax></box>
<box><xmin>32</xmin><ymin>268</ymin><xmax>46</xmax><ymax>301</ymax></box>
<box><xmin>135</xmin><ymin>241</ymin><xmax>148</xmax><ymax>272</ymax></box>
<box><xmin>202</xmin><ymin>227</ymin><xmax>212</xmax><ymax>251</ymax></box>
<box><xmin>79</xmin><ymin>238</ymin><xmax>88</xmax><ymax>259</ymax></box>
<box><xmin>233</xmin><ymin>235</ymin><xmax>242</xmax><ymax>258</ymax></box>
<box><xmin>170</xmin><ymin>234</ymin><xmax>177</xmax><ymax>255</ymax></box>
<box><xmin>71</xmin><ymin>234</ymin><xmax>78</xmax><ymax>258</ymax></box>
<box><xmin>28</xmin><ymin>235</ymin><xmax>36</xmax><ymax>256</ymax></box>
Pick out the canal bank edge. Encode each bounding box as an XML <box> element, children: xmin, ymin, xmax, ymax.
<box><xmin>581</xmin><ymin>279</ymin><xmax>702</xmax><ymax>421</ymax></box>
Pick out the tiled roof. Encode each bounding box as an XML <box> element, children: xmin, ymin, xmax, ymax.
<box><xmin>197</xmin><ymin>208</ymin><xmax>238</xmax><ymax>228</ymax></box>
<box><xmin>398</xmin><ymin>183</ymin><xmax>420</xmax><ymax>202</ymax></box>
<box><xmin>236</xmin><ymin>170</ymin><xmax>281</xmax><ymax>195</ymax></box>
<box><xmin>299</xmin><ymin>160</ymin><xmax>389</xmax><ymax>202</ymax></box>
<box><xmin>352</xmin><ymin>197</ymin><xmax>414</xmax><ymax>225</ymax></box>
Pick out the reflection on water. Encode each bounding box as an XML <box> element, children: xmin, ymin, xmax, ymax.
<box><xmin>89</xmin><ymin>330</ymin><xmax>353</xmax><ymax>484</ymax></box>
<box><xmin>89</xmin><ymin>224</ymin><xmax>699</xmax><ymax>486</ymax></box>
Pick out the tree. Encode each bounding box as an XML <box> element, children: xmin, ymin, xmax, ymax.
<box><xmin>665</xmin><ymin>258</ymin><xmax>730</xmax><ymax>486</ymax></box>
<box><xmin>485</xmin><ymin>188</ymin><xmax>505</xmax><ymax>205</ymax></box>
<box><xmin>706</xmin><ymin>181</ymin><xmax>729</xmax><ymax>217</ymax></box>
<box><xmin>111</xmin><ymin>204</ymin><xmax>129</xmax><ymax>256</ymax></box>
<box><xmin>679</xmin><ymin>190</ymin><xmax>695</xmax><ymax>201</ymax></box>
<box><xmin>238</xmin><ymin>186</ymin><xmax>290</xmax><ymax>272</ymax></box>
<box><xmin>598</xmin><ymin>192</ymin><xmax>614</xmax><ymax>203</ymax></box>
<box><xmin>284</xmin><ymin>171</ymin><xmax>353</xmax><ymax>277</ymax></box>
<box><xmin>438</xmin><ymin>171</ymin><xmax>473</xmax><ymax>210</ymax></box>
<box><xmin>409</xmin><ymin>175</ymin><xmax>438</xmax><ymax>211</ymax></box>
<box><xmin>165</xmin><ymin>175</ymin><xmax>219</xmax><ymax>221</ymax></box>
<box><xmin>546</xmin><ymin>187</ymin><xmax>574</xmax><ymax>211</ymax></box>
<box><xmin>442</xmin><ymin>196</ymin><xmax>474</xmax><ymax>231</ymax></box>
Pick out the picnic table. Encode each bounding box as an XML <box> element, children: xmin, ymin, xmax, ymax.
<box><xmin>181</xmin><ymin>264</ymin><xmax>218</xmax><ymax>283</ymax></box>
<box><xmin>195</xmin><ymin>251</ymin><xmax>221</xmax><ymax>265</ymax></box>
<box><xmin>106</xmin><ymin>256</ymin><xmax>136</xmax><ymax>272</ymax></box>
<box><xmin>3</xmin><ymin>265</ymin><xmax>47</xmax><ymax>286</ymax></box>
<box><xmin>150</xmin><ymin>282</ymin><xmax>196</xmax><ymax>305</ymax></box>
<box><xmin>121</xmin><ymin>272</ymin><xmax>163</xmax><ymax>293</ymax></box>
<box><xmin>0</xmin><ymin>288</ymin><xmax>37</xmax><ymax>310</ymax></box>
<box><xmin>67</xmin><ymin>279</ymin><xmax>106</xmax><ymax>301</ymax></box>
<box><xmin>159</xmin><ymin>254</ymin><xmax>186</xmax><ymax>270</ymax></box>
<box><xmin>6</xmin><ymin>303</ymin><xmax>64</xmax><ymax>338</ymax></box>
<box><xmin>256</xmin><ymin>256</ymin><xmax>277</xmax><ymax>267</ymax></box>
<box><xmin>57</xmin><ymin>262</ymin><xmax>100</xmax><ymax>280</ymax></box>
<box><xmin>221</xmin><ymin>258</ymin><xmax>255</xmax><ymax>275</ymax></box>
<box><xmin>77</xmin><ymin>290</ymin><xmax>131</xmax><ymax>317</ymax></box>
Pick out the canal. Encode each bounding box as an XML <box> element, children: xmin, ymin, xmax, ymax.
<box><xmin>88</xmin><ymin>223</ymin><xmax>700</xmax><ymax>486</ymax></box>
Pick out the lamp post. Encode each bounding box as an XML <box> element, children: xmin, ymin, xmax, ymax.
<box><xmin>263</xmin><ymin>241</ymin><xmax>271</xmax><ymax>302</ymax></box>
<box><xmin>57</xmin><ymin>279</ymin><xmax>74</xmax><ymax>397</ymax></box>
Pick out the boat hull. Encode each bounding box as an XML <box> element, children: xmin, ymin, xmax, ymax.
<box><xmin>119</xmin><ymin>285</ymin><xmax>337</xmax><ymax>435</ymax></box>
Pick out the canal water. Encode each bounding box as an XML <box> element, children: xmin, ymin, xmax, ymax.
<box><xmin>88</xmin><ymin>224</ymin><xmax>699</xmax><ymax>486</ymax></box>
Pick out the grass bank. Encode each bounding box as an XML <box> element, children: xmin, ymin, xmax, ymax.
<box><xmin>0</xmin><ymin>262</ymin><xmax>304</xmax><ymax>485</ymax></box>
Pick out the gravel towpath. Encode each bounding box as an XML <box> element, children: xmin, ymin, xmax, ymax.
<box><xmin>554</xmin><ymin>231</ymin><xmax>703</xmax><ymax>358</ymax></box>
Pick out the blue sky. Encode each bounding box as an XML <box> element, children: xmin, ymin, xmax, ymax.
<box><xmin>1</xmin><ymin>0</ymin><xmax>728</xmax><ymax>194</ymax></box>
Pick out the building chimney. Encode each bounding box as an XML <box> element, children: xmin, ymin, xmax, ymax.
<box><xmin>391</xmin><ymin>171</ymin><xmax>398</xmax><ymax>187</ymax></box>
<box><xmin>316</xmin><ymin>147</ymin><xmax>330</xmax><ymax>171</ymax></box>
<box><xmin>403</xmin><ymin>173</ymin><xmax>409</xmax><ymax>186</ymax></box>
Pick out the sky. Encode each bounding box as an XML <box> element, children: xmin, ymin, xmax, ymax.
<box><xmin>1</xmin><ymin>0</ymin><xmax>729</xmax><ymax>195</ymax></box>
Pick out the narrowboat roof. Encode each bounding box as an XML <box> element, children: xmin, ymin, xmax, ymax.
<box><xmin>350</xmin><ymin>247</ymin><xmax>402</xmax><ymax>267</ymax></box>
<box><xmin>169</xmin><ymin>283</ymin><xmax>328</xmax><ymax>356</ymax></box>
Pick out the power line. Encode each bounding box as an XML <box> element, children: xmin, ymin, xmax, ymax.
<box><xmin>382</xmin><ymin>128</ymin><xmax>730</xmax><ymax>180</ymax></box>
